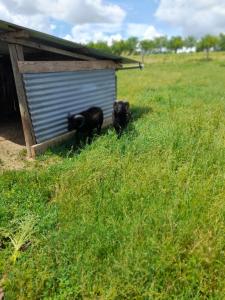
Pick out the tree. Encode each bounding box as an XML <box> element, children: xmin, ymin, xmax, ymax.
<box><xmin>124</xmin><ymin>37</ymin><xmax>138</xmax><ymax>55</ymax></box>
<box><xmin>140</xmin><ymin>40</ymin><xmax>155</xmax><ymax>53</ymax></box>
<box><xmin>219</xmin><ymin>33</ymin><xmax>225</xmax><ymax>51</ymax></box>
<box><xmin>184</xmin><ymin>36</ymin><xmax>197</xmax><ymax>49</ymax></box>
<box><xmin>86</xmin><ymin>41</ymin><xmax>111</xmax><ymax>53</ymax></box>
<box><xmin>111</xmin><ymin>40</ymin><xmax>126</xmax><ymax>55</ymax></box>
<box><xmin>139</xmin><ymin>39</ymin><xmax>155</xmax><ymax>63</ymax></box>
<box><xmin>111</xmin><ymin>38</ymin><xmax>138</xmax><ymax>55</ymax></box>
<box><xmin>168</xmin><ymin>36</ymin><xmax>184</xmax><ymax>53</ymax></box>
<box><xmin>154</xmin><ymin>36</ymin><xmax>168</xmax><ymax>52</ymax></box>
<box><xmin>198</xmin><ymin>35</ymin><xmax>219</xmax><ymax>59</ymax></box>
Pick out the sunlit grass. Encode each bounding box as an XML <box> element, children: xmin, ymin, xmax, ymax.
<box><xmin>0</xmin><ymin>52</ymin><xmax>225</xmax><ymax>299</ymax></box>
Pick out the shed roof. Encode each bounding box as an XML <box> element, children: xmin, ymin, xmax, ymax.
<box><xmin>0</xmin><ymin>19</ymin><xmax>138</xmax><ymax>64</ymax></box>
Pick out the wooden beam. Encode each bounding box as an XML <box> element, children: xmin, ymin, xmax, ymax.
<box><xmin>18</xmin><ymin>60</ymin><xmax>118</xmax><ymax>73</ymax></box>
<box><xmin>0</xmin><ymin>30</ymin><xmax>29</xmax><ymax>40</ymax></box>
<box><xmin>31</xmin><ymin>117</ymin><xmax>112</xmax><ymax>157</ymax></box>
<box><xmin>0</xmin><ymin>35</ymin><xmax>96</xmax><ymax>61</ymax></box>
<box><xmin>31</xmin><ymin>130</ymin><xmax>76</xmax><ymax>157</ymax></box>
<box><xmin>8</xmin><ymin>44</ymin><xmax>36</xmax><ymax>157</ymax></box>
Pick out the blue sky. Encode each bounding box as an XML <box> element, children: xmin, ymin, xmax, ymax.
<box><xmin>0</xmin><ymin>0</ymin><xmax>224</xmax><ymax>44</ymax></box>
<box><xmin>50</xmin><ymin>0</ymin><xmax>181</xmax><ymax>41</ymax></box>
<box><xmin>113</xmin><ymin>0</ymin><xmax>178</xmax><ymax>34</ymax></box>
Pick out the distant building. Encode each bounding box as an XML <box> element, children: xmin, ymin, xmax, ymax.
<box><xmin>177</xmin><ymin>47</ymin><xmax>196</xmax><ymax>54</ymax></box>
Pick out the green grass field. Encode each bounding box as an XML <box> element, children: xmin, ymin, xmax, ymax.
<box><xmin>1</xmin><ymin>52</ymin><xmax>225</xmax><ymax>299</ymax></box>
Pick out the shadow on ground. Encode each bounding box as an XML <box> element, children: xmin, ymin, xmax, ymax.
<box><xmin>195</xmin><ymin>58</ymin><xmax>213</xmax><ymax>63</ymax></box>
<box><xmin>131</xmin><ymin>105</ymin><xmax>153</xmax><ymax>121</ymax></box>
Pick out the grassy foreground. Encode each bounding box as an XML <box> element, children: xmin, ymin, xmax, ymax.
<box><xmin>1</xmin><ymin>52</ymin><xmax>225</xmax><ymax>299</ymax></box>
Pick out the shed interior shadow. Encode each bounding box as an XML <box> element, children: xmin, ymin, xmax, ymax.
<box><xmin>0</xmin><ymin>53</ymin><xmax>25</xmax><ymax>146</ymax></box>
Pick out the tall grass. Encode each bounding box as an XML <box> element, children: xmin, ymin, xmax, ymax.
<box><xmin>0</xmin><ymin>52</ymin><xmax>225</xmax><ymax>299</ymax></box>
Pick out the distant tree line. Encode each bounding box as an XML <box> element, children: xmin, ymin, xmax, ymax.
<box><xmin>87</xmin><ymin>34</ymin><xmax>225</xmax><ymax>60</ymax></box>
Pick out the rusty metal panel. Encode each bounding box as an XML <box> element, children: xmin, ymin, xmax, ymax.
<box><xmin>23</xmin><ymin>69</ymin><xmax>115</xmax><ymax>143</ymax></box>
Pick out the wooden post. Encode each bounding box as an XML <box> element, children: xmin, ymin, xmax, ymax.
<box><xmin>8</xmin><ymin>44</ymin><xmax>36</xmax><ymax>156</ymax></box>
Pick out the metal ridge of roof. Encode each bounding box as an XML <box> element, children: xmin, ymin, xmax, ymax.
<box><xmin>0</xmin><ymin>19</ymin><xmax>139</xmax><ymax>65</ymax></box>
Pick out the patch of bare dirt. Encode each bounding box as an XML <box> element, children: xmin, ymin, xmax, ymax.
<box><xmin>0</xmin><ymin>118</ymin><xmax>27</xmax><ymax>170</ymax></box>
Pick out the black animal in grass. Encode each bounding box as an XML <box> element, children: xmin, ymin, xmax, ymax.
<box><xmin>68</xmin><ymin>106</ymin><xmax>103</xmax><ymax>144</ymax></box>
<box><xmin>112</xmin><ymin>100</ymin><xmax>131</xmax><ymax>137</ymax></box>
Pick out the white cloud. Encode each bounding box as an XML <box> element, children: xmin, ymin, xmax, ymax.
<box><xmin>51</xmin><ymin>0</ymin><xmax>126</xmax><ymax>24</ymax></box>
<box><xmin>0</xmin><ymin>0</ymin><xmax>163</xmax><ymax>46</ymax></box>
<box><xmin>0</xmin><ymin>0</ymin><xmax>126</xmax><ymax>26</ymax></box>
<box><xmin>64</xmin><ymin>23</ymin><xmax>123</xmax><ymax>45</ymax></box>
<box><xmin>2</xmin><ymin>0</ymin><xmax>38</xmax><ymax>15</ymax></box>
<box><xmin>155</xmin><ymin>0</ymin><xmax>225</xmax><ymax>37</ymax></box>
<box><xmin>127</xmin><ymin>24</ymin><xmax>162</xmax><ymax>40</ymax></box>
<box><xmin>64</xmin><ymin>23</ymin><xmax>162</xmax><ymax>45</ymax></box>
<box><xmin>50</xmin><ymin>24</ymin><xmax>57</xmax><ymax>31</ymax></box>
<box><xmin>0</xmin><ymin>2</ymin><xmax>51</xmax><ymax>33</ymax></box>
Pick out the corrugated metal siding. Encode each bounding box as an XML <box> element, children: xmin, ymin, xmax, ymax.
<box><xmin>23</xmin><ymin>69</ymin><xmax>116</xmax><ymax>143</ymax></box>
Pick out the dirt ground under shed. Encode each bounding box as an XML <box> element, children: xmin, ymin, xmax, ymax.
<box><xmin>0</xmin><ymin>118</ymin><xmax>27</xmax><ymax>170</ymax></box>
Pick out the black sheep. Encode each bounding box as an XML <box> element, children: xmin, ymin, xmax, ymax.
<box><xmin>112</xmin><ymin>101</ymin><xmax>131</xmax><ymax>136</ymax></box>
<box><xmin>68</xmin><ymin>106</ymin><xmax>103</xmax><ymax>144</ymax></box>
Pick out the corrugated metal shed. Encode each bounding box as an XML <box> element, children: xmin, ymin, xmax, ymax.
<box><xmin>23</xmin><ymin>69</ymin><xmax>116</xmax><ymax>143</ymax></box>
<box><xmin>0</xmin><ymin>19</ymin><xmax>140</xmax><ymax>156</ymax></box>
